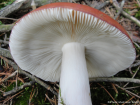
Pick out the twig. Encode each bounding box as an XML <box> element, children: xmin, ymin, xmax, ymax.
<box><xmin>0</xmin><ymin>17</ymin><xmax>17</xmax><ymax>21</ymax></box>
<box><xmin>45</xmin><ymin>94</ymin><xmax>55</xmax><ymax>105</ymax></box>
<box><xmin>105</xmin><ymin>6</ymin><xmax>114</xmax><ymax>18</ymax></box>
<box><xmin>111</xmin><ymin>83</ymin><xmax>118</xmax><ymax>94</ymax></box>
<box><xmin>124</xmin><ymin>86</ymin><xmax>140</xmax><ymax>90</ymax></box>
<box><xmin>0</xmin><ymin>56</ymin><xmax>9</xmax><ymax>68</ymax></box>
<box><xmin>115</xmin><ymin>84</ymin><xmax>140</xmax><ymax>99</ymax></box>
<box><xmin>0</xmin><ymin>24</ymin><xmax>14</xmax><ymax>32</ymax></box>
<box><xmin>10</xmin><ymin>99</ymin><xmax>12</xmax><ymax>105</ymax></box>
<box><xmin>123</xmin><ymin>66</ymin><xmax>139</xmax><ymax>88</ymax></box>
<box><xmin>0</xmin><ymin>89</ymin><xmax>4</xmax><ymax>93</ymax></box>
<box><xmin>97</xmin><ymin>83</ymin><xmax>119</xmax><ymax>105</ymax></box>
<box><xmin>0</xmin><ymin>73</ymin><xmax>10</xmax><ymax>76</ymax></box>
<box><xmin>16</xmin><ymin>68</ymin><xmax>19</xmax><ymax>90</ymax></box>
<box><xmin>114</xmin><ymin>0</ymin><xmax>126</xmax><ymax>20</ymax></box>
<box><xmin>122</xmin><ymin>96</ymin><xmax>135</xmax><ymax>105</ymax></box>
<box><xmin>129</xmin><ymin>67</ymin><xmax>133</xmax><ymax>75</ymax></box>
<box><xmin>0</xmin><ymin>48</ymin><xmax>13</xmax><ymax>59</ymax></box>
<box><xmin>3</xmin><ymin>81</ymin><xmax>35</xmax><ymax>96</ymax></box>
<box><xmin>2</xmin><ymin>34</ymin><xmax>8</xmax><ymax>47</ymax></box>
<box><xmin>54</xmin><ymin>95</ymin><xmax>57</xmax><ymax>105</ymax></box>
<box><xmin>123</xmin><ymin>6</ymin><xmax>137</xmax><ymax>9</ymax></box>
<box><xmin>89</xmin><ymin>77</ymin><xmax>140</xmax><ymax>84</ymax></box>
<box><xmin>1</xmin><ymin>70</ymin><xmax>17</xmax><ymax>83</ymax></box>
<box><xmin>133</xmin><ymin>42</ymin><xmax>140</xmax><ymax>49</ymax></box>
<box><xmin>29</xmin><ymin>86</ymin><xmax>35</xmax><ymax>105</ymax></box>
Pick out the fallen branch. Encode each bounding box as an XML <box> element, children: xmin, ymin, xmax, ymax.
<box><xmin>3</xmin><ymin>81</ymin><xmax>35</xmax><ymax>96</ymax></box>
<box><xmin>0</xmin><ymin>24</ymin><xmax>14</xmax><ymax>32</ymax></box>
<box><xmin>114</xmin><ymin>0</ymin><xmax>126</xmax><ymax>20</ymax></box>
<box><xmin>0</xmin><ymin>48</ymin><xmax>12</xmax><ymax>59</ymax></box>
<box><xmin>0</xmin><ymin>17</ymin><xmax>18</xmax><ymax>21</ymax></box>
<box><xmin>0</xmin><ymin>0</ymin><xmax>79</xmax><ymax>17</ymax></box>
<box><xmin>89</xmin><ymin>77</ymin><xmax>140</xmax><ymax>84</ymax></box>
<box><xmin>0</xmin><ymin>1</ymin><xmax>25</xmax><ymax>17</ymax></box>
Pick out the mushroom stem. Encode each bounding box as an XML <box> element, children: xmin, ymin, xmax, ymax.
<box><xmin>59</xmin><ymin>42</ymin><xmax>92</xmax><ymax>105</ymax></box>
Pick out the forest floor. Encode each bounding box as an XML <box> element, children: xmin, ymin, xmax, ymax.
<box><xmin>0</xmin><ymin>0</ymin><xmax>140</xmax><ymax>105</ymax></box>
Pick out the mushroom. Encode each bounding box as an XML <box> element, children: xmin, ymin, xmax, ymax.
<box><xmin>9</xmin><ymin>2</ymin><xmax>136</xmax><ymax>105</ymax></box>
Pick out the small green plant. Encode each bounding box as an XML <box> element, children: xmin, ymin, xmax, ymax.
<box><xmin>124</xmin><ymin>9</ymin><xmax>130</xmax><ymax>14</ymax></box>
<box><xmin>134</xmin><ymin>4</ymin><xmax>140</xmax><ymax>19</ymax></box>
<box><xmin>0</xmin><ymin>21</ymin><xmax>4</xmax><ymax>25</ymax></box>
<box><xmin>135</xmin><ymin>9</ymin><xmax>140</xmax><ymax>19</ymax></box>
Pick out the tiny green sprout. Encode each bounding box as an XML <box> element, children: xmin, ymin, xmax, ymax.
<box><xmin>19</xmin><ymin>82</ymin><xmax>23</xmax><ymax>86</ymax></box>
<box><xmin>122</xmin><ymin>92</ymin><xmax>124</xmax><ymax>95</ymax></box>
<box><xmin>134</xmin><ymin>4</ymin><xmax>140</xmax><ymax>19</ymax></box>
<box><xmin>126</xmin><ymin>93</ymin><xmax>129</xmax><ymax>97</ymax></box>
<box><xmin>103</xmin><ymin>82</ymin><xmax>106</xmax><ymax>85</ymax></box>
<box><xmin>0</xmin><ymin>21</ymin><xmax>4</xmax><ymax>25</ymax></box>
<box><xmin>124</xmin><ymin>9</ymin><xmax>130</xmax><ymax>14</ymax></box>
<box><xmin>25</xmin><ymin>87</ymin><xmax>29</xmax><ymax>91</ymax></box>
<box><xmin>135</xmin><ymin>11</ymin><xmax>140</xmax><ymax>19</ymax></box>
<box><xmin>115</xmin><ymin>93</ymin><xmax>118</xmax><ymax>99</ymax></box>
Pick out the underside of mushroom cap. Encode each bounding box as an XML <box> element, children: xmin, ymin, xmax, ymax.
<box><xmin>9</xmin><ymin>3</ymin><xmax>136</xmax><ymax>82</ymax></box>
